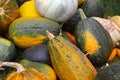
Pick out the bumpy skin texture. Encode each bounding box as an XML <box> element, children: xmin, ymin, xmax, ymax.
<box><xmin>75</xmin><ymin>18</ymin><xmax>113</xmax><ymax>67</ymax></box>
<box><xmin>0</xmin><ymin>0</ymin><xmax>19</xmax><ymax>34</ymax></box>
<box><xmin>97</xmin><ymin>63</ymin><xmax>120</xmax><ymax>80</ymax></box>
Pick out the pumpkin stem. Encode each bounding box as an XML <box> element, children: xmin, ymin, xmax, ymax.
<box><xmin>46</xmin><ymin>30</ymin><xmax>55</xmax><ymax>40</ymax></box>
<box><xmin>0</xmin><ymin>61</ymin><xmax>25</xmax><ymax>73</ymax></box>
<box><xmin>78</xmin><ymin>8</ymin><xmax>87</xmax><ymax>20</ymax></box>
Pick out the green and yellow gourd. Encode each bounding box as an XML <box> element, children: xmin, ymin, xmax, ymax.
<box><xmin>75</xmin><ymin>9</ymin><xmax>113</xmax><ymax>67</ymax></box>
<box><xmin>8</xmin><ymin>17</ymin><xmax>60</xmax><ymax>49</ymax></box>
<box><xmin>20</xmin><ymin>59</ymin><xmax>56</xmax><ymax>80</ymax></box>
<box><xmin>46</xmin><ymin>30</ymin><xmax>97</xmax><ymax>80</ymax></box>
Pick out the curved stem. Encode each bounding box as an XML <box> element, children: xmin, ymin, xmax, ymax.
<box><xmin>0</xmin><ymin>61</ymin><xmax>25</xmax><ymax>73</ymax></box>
<box><xmin>78</xmin><ymin>8</ymin><xmax>87</xmax><ymax>20</ymax></box>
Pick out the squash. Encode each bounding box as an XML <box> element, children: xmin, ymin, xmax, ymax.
<box><xmin>0</xmin><ymin>0</ymin><xmax>19</xmax><ymax>34</ymax></box>
<box><xmin>34</xmin><ymin>0</ymin><xmax>78</xmax><ymax>23</ymax></box>
<box><xmin>0</xmin><ymin>37</ymin><xmax>16</xmax><ymax>61</ymax></box>
<box><xmin>19</xmin><ymin>44</ymin><xmax>52</xmax><ymax>66</ymax></box>
<box><xmin>74</xmin><ymin>9</ymin><xmax>113</xmax><ymax>66</ymax></box>
<box><xmin>111</xmin><ymin>16</ymin><xmax>120</xmax><ymax>29</ymax></box>
<box><xmin>8</xmin><ymin>17</ymin><xmax>60</xmax><ymax>49</ymax></box>
<box><xmin>97</xmin><ymin>63</ymin><xmax>120</xmax><ymax>80</ymax></box>
<box><xmin>92</xmin><ymin>17</ymin><xmax>120</xmax><ymax>46</ymax></box>
<box><xmin>0</xmin><ymin>61</ymin><xmax>48</xmax><ymax>80</ymax></box>
<box><xmin>81</xmin><ymin>0</ymin><xmax>104</xmax><ymax>17</ymax></box>
<box><xmin>46</xmin><ymin>30</ymin><xmax>97</xmax><ymax>80</ymax></box>
<box><xmin>20</xmin><ymin>59</ymin><xmax>56</xmax><ymax>80</ymax></box>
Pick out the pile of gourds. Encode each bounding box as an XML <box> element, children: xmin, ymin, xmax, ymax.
<box><xmin>0</xmin><ymin>0</ymin><xmax>120</xmax><ymax>80</ymax></box>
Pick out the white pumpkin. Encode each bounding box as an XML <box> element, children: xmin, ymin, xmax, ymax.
<box><xmin>34</xmin><ymin>0</ymin><xmax>78</xmax><ymax>23</ymax></box>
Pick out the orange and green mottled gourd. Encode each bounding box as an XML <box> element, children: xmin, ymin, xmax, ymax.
<box><xmin>0</xmin><ymin>61</ymin><xmax>48</xmax><ymax>80</ymax></box>
<box><xmin>46</xmin><ymin>30</ymin><xmax>97</xmax><ymax>80</ymax></box>
<box><xmin>8</xmin><ymin>17</ymin><xmax>60</xmax><ymax>49</ymax></box>
<box><xmin>0</xmin><ymin>0</ymin><xmax>19</xmax><ymax>34</ymax></box>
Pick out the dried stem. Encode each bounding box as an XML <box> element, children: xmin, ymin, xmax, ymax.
<box><xmin>0</xmin><ymin>61</ymin><xmax>25</xmax><ymax>73</ymax></box>
<box><xmin>46</xmin><ymin>30</ymin><xmax>55</xmax><ymax>40</ymax></box>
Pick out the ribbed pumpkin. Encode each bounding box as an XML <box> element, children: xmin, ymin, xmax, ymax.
<box><xmin>0</xmin><ymin>0</ymin><xmax>19</xmax><ymax>34</ymax></box>
<box><xmin>20</xmin><ymin>59</ymin><xmax>56</xmax><ymax>80</ymax></box>
<box><xmin>8</xmin><ymin>17</ymin><xmax>60</xmax><ymax>49</ymax></box>
<box><xmin>75</xmin><ymin>9</ymin><xmax>113</xmax><ymax>67</ymax></box>
<box><xmin>0</xmin><ymin>61</ymin><xmax>48</xmax><ymax>80</ymax></box>
<box><xmin>46</xmin><ymin>30</ymin><xmax>97</xmax><ymax>80</ymax></box>
<box><xmin>0</xmin><ymin>37</ymin><xmax>16</xmax><ymax>61</ymax></box>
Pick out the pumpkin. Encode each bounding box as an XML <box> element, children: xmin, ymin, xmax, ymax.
<box><xmin>74</xmin><ymin>9</ymin><xmax>113</xmax><ymax>66</ymax></box>
<box><xmin>0</xmin><ymin>61</ymin><xmax>47</xmax><ymax>80</ymax></box>
<box><xmin>8</xmin><ymin>17</ymin><xmax>60</xmax><ymax>49</ymax></box>
<box><xmin>19</xmin><ymin>44</ymin><xmax>52</xmax><ymax>66</ymax></box>
<box><xmin>0</xmin><ymin>37</ymin><xmax>16</xmax><ymax>61</ymax></box>
<box><xmin>34</xmin><ymin>0</ymin><xmax>78</xmax><ymax>23</ymax></box>
<box><xmin>97</xmin><ymin>63</ymin><xmax>120</xmax><ymax>80</ymax></box>
<box><xmin>0</xmin><ymin>0</ymin><xmax>19</xmax><ymax>34</ymax></box>
<box><xmin>46</xmin><ymin>30</ymin><xmax>97</xmax><ymax>80</ymax></box>
<box><xmin>81</xmin><ymin>0</ymin><xmax>104</xmax><ymax>17</ymax></box>
<box><xmin>20</xmin><ymin>59</ymin><xmax>56</xmax><ymax>80</ymax></box>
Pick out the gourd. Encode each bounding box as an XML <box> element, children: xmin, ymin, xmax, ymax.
<box><xmin>46</xmin><ymin>30</ymin><xmax>97</xmax><ymax>80</ymax></box>
<box><xmin>19</xmin><ymin>44</ymin><xmax>52</xmax><ymax>66</ymax></box>
<box><xmin>8</xmin><ymin>17</ymin><xmax>60</xmax><ymax>49</ymax></box>
<box><xmin>97</xmin><ymin>63</ymin><xmax>120</xmax><ymax>80</ymax></box>
<box><xmin>111</xmin><ymin>16</ymin><xmax>120</xmax><ymax>29</ymax></box>
<box><xmin>34</xmin><ymin>0</ymin><xmax>78</xmax><ymax>23</ymax></box>
<box><xmin>0</xmin><ymin>0</ymin><xmax>19</xmax><ymax>34</ymax></box>
<box><xmin>92</xmin><ymin>17</ymin><xmax>120</xmax><ymax>46</ymax></box>
<box><xmin>0</xmin><ymin>61</ymin><xmax>48</xmax><ymax>80</ymax></box>
<box><xmin>0</xmin><ymin>37</ymin><xmax>16</xmax><ymax>61</ymax></box>
<box><xmin>75</xmin><ymin>9</ymin><xmax>113</xmax><ymax>66</ymax></box>
<box><xmin>20</xmin><ymin>59</ymin><xmax>56</xmax><ymax>80</ymax></box>
<box><xmin>81</xmin><ymin>0</ymin><xmax>104</xmax><ymax>17</ymax></box>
